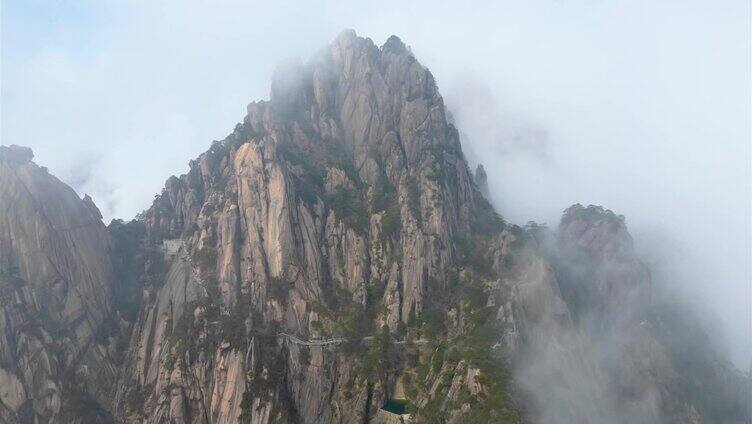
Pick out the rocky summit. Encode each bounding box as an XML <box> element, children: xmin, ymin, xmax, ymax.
<box><xmin>0</xmin><ymin>31</ymin><xmax>749</xmax><ymax>424</ymax></box>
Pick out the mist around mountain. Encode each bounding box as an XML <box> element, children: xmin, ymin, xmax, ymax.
<box><xmin>0</xmin><ymin>31</ymin><xmax>749</xmax><ymax>424</ymax></box>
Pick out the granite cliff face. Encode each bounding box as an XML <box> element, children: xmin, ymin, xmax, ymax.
<box><xmin>0</xmin><ymin>145</ymin><xmax>118</xmax><ymax>423</ymax></box>
<box><xmin>114</xmin><ymin>30</ymin><xmax>508</xmax><ymax>423</ymax></box>
<box><xmin>0</xmin><ymin>31</ymin><xmax>749</xmax><ymax>424</ymax></box>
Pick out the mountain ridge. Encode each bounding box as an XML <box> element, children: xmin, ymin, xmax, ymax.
<box><xmin>0</xmin><ymin>30</ymin><xmax>749</xmax><ymax>424</ymax></box>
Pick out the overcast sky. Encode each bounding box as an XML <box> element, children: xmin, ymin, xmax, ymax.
<box><xmin>2</xmin><ymin>0</ymin><xmax>750</xmax><ymax>367</ymax></box>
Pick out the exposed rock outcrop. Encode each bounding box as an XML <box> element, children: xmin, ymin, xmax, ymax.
<box><xmin>474</xmin><ymin>164</ymin><xmax>489</xmax><ymax>200</ymax></box>
<box><xmin>0</xmin><ymin>147</ymin><xmax>117</xmax><ymax>423</ymax></box>
<box><xmin>0</xmin><ymin>145</ymin><xmax>34</xmax><ymax>164</ymax></box>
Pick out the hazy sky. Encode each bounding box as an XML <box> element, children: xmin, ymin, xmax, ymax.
<box><xmin>2</xmin><ymin>0</ymin><xmax>750</xmax><ymax>366</ymax></box>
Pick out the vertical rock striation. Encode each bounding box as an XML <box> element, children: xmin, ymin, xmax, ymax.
<box><xmin>0</xmin><ymin>145</ymin><xmax>118</xmax><ymax>423</ymax></box>
<box><xmin>115</xmin><ymin>30</ymin><xmax>509</xmax><ymax>423</ymax></box>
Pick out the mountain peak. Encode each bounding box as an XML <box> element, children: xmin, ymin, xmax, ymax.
<box><xmin>0</xmin><ymin>144</ymin><xmax>34</xmax><ymax>164</ymax></box>
<box><xmin>335</xmin><ymin>28</ymin><xmax>358</xmax><ymax>42</ymax></box>
<box><xmin>0</xmin><ymin>144</ymin><xmax>115</xmax><ymax>422</ymax></box>
<box><xmin>381</xmin><ymin>34</ymin><xmax>408</xmax><ymax>55</ymax></box>
<box><xmin>558</xmin><ymin>203</ymin><xmax>634</xmax><ymax>259</ymax></box>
